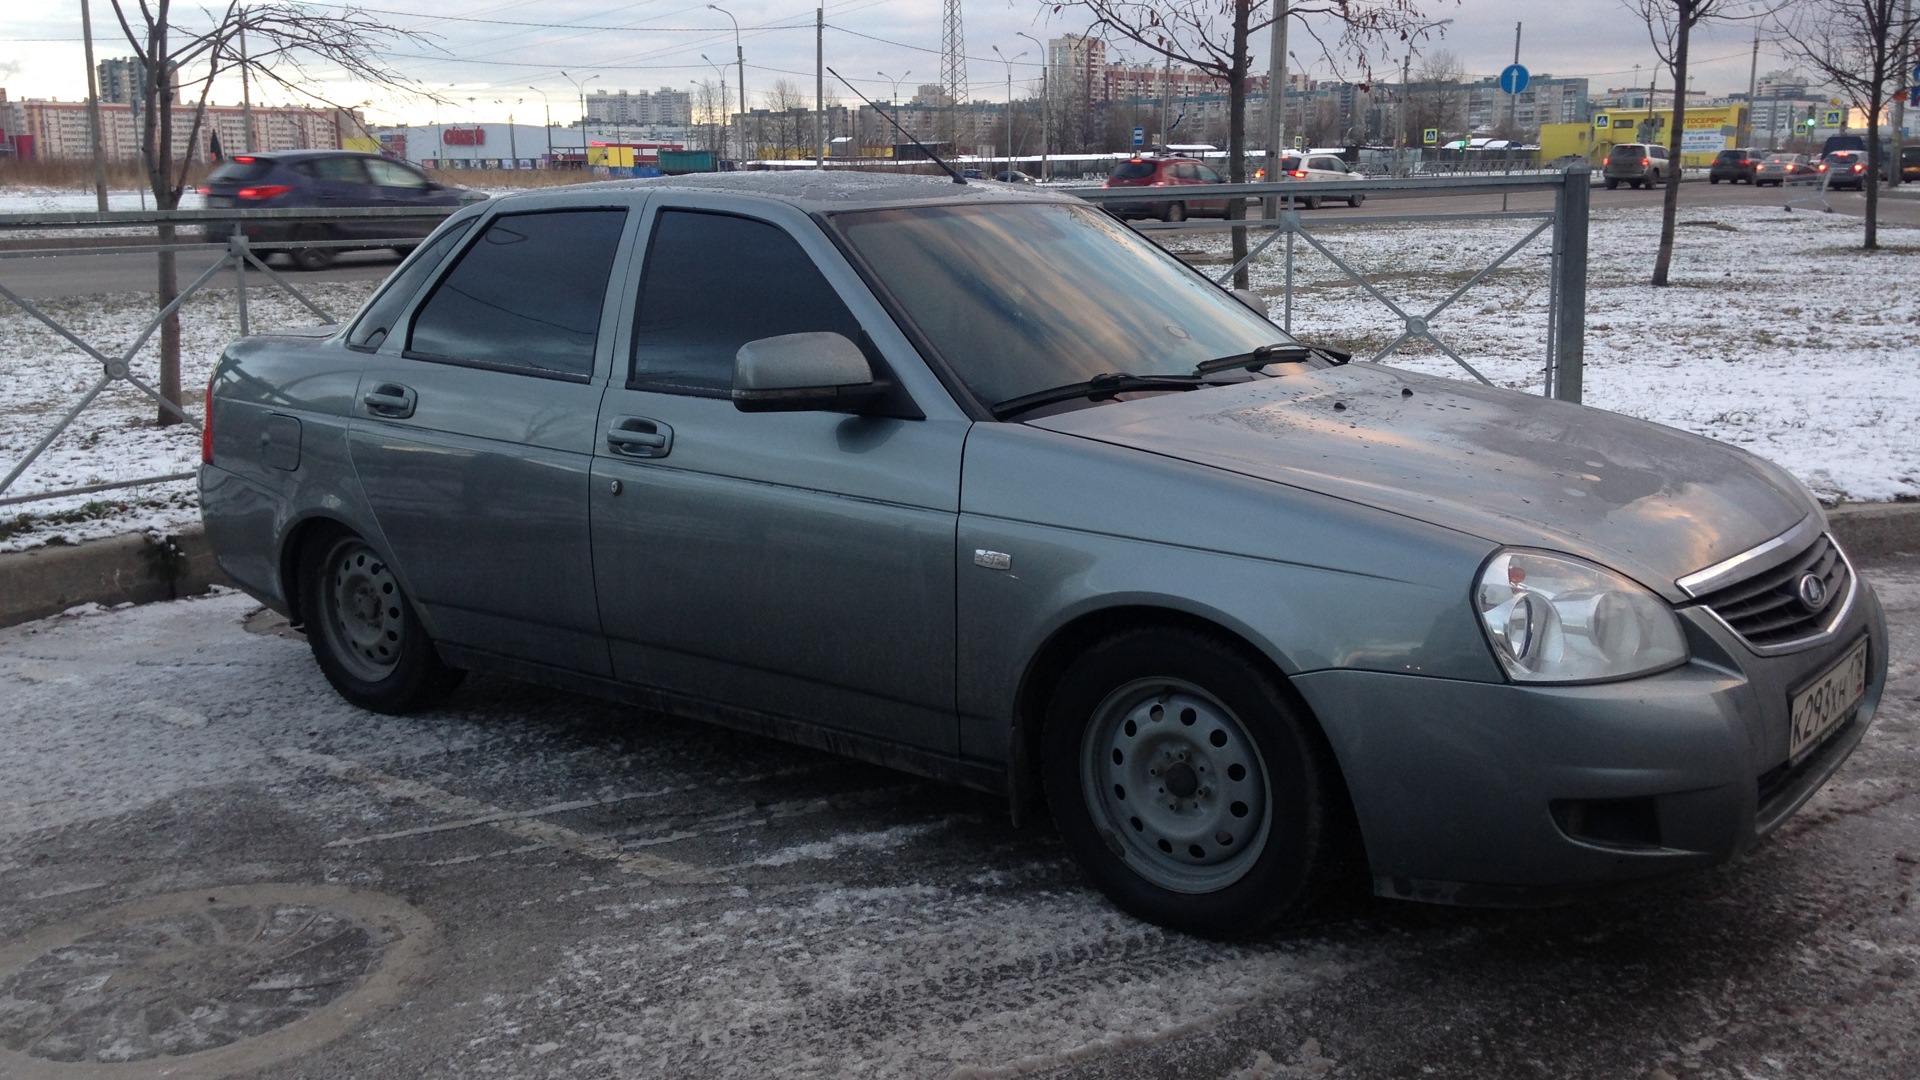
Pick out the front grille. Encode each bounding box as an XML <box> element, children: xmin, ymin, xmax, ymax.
<box><xmin>1694</xmin><ymin>534</ymin><xmax>1850</xmax><ymax>648</ymax></box>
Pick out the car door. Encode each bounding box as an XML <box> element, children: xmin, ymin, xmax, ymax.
<box><xmin>365</xmin><ymin>157</ymin><xmax>460</xmax><ymax>243</ymax></box>
<box><xmin>348</xmin><ymin>204</ymin><xmax>637</xmax><ymax>676</ymax></box>
<box><xmin>1193</xmin><ymin>161</ymin><xmax>1230</xmax><ymax>214</ymax></box>
<box><xmin>295</xmin><ymin>156</ymin><xmax>377</xmax><ymax>240</ymax></box>
<box><xmin>591</xmin><ymin>201</ymin><xmax>966</xmax><ymax>752</ymax></box>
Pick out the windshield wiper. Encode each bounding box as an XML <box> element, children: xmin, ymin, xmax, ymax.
<box><xmin>991</xmin><ymin>372</ymin><xmax>1204</xmax><ymax>420</ymax></box>
<box><xmin>1193</xmin><ymin>343</ymin><xmax>1352</xmax><ymax>377</ymax></box>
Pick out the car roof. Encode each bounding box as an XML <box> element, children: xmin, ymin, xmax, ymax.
<box><xmin>485</xmin><ymin>170</ymin><xmax>1078</xmax><ymax>214</ymax></box>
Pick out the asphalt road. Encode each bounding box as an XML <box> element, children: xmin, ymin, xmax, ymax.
<box><xmin>7</xmin><ymin>179</ymin><xmax>1916</xmax><ymax>301</ymax></box>
<box><xmin>0</xmin><ymin>555</ymin><xmax>1914</xmax><ymax>1079</ymax></box>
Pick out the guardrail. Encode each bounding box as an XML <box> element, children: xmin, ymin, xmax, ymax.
<box><xmin>1069</xmin><ymin>170</ymin><xmax>1590</xmax><ymax>405</ymax></box>
<box><xmin>0</xmin><ymin>207</ymin><xmax>455</xmax><ymax>510</ymax></box>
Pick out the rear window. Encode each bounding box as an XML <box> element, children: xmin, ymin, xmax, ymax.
<box><xmin>1109</xmin><ymin>161</ymin><xmax>1157</xmax><ymax>180</ymax></box>
<box><xmin>208</xmin><ymin>159</ymin><xmax>275</xmax><ymax>183</ymax></box>
<box><xmin>1715</xmin><ymin>151</ymin><xmax>1743</xmax><ymax>162</ymax></box>
<box><xmin>1607</xmin><ymin>145</ymin><xmax>1644</xmax><ymax>160</ymax></box>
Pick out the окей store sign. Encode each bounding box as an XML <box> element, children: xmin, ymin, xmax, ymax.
<box><xmin>442</xmin><ymin>128</ymin><xmax>487</xmax><ymax>146</ymax></box>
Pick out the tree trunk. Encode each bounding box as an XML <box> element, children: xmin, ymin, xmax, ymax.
<box><xmin>1651</xmin><ymin>7</ymin><xmax>1692</xmax><ymax>287</ymax></box>
<box><xmin>156</xmin><ymin>226</ymin><xmax>182</xmax><ymax>425</ymax></box>
<box><xmin>1228</xmin><ymin>0</ymin><xmax>1251</xmax><ymax>290</ymax></box>
<box><xmin>1864</xmin><ymin>104</ymin><xmax>1883</xmax><ymax>250</ymax></box>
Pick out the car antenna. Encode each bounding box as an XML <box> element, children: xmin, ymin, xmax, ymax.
<box><xmin>826</xmin><ymin>67</ymin><xmax>967</xmax><ymax>185</ymax></box>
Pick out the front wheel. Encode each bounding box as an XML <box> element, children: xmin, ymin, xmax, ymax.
<box><xmin>300</xmin><ymin>532</ymin><xmax>464</xmax><ymax>713</ymax></box>
<box><xmin>1041</xmin><ymin>627</ymin><xmax>1339</xmax><ymax>937</ymax></box>
<box><xmin>1348</xmin><ymin>193</ymin><xmax>1366</xmax><ymax>208</ymax></box>
<box><xmin>1162</xmin><ymin>201</ymin><xmax>1187</xmax><ymax>223</ymax></box>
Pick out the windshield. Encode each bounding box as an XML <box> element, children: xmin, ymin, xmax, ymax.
<box><xmin>834</xmin><ymin>202</ymin><xmax>1289</xmax><ymax>409</ymax></box>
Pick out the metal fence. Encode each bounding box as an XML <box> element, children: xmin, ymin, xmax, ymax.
<box><xmin>1069</xmin><ymin>169</ymin><xmax>1590</xmax><ymax>404</ymax></box>
<box><xmin>0</xmin><ymin>207</ymin><xmax>448</xmax><ymax>510</ymax></box>
<box><xmin>1</xmin><ymin>178</ymin><xmax>1592</xmax><ymax>514</ymax></box>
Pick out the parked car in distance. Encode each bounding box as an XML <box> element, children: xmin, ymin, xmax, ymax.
<box><xmin>993</xmin><ymin>170</ymin><xmax>1038</xmax><ymax>184</ymax></box>
<box><xmin>201</xmin><ymin>172</ymin><xmax>1888</xmax><ymax>937</ymax></box>
<box><xmin>200</xmin><ymin>150</ymin><xmax>483</xmax><ymax>270</ymax></box>
<box><xmin>1271</xmin><ymin>153</ymin><xmax>1367</xmax><ymax>208</ymax></box>
<box><xmin>1101</xmin><ymin>156</ymin><xmax>1230</xmax><ymax>221</ymax></box>
<box><xmin>1602</xmin><ymin>143</ymin><xmax>1670</xmax><ymax>189</ymax></box>
<box><xmin>1708</xmin><ymin>148</ymin><xmax>1762</xmax><ymax>184</ymax></box>
<box><xmin>1754</xmin><ymin>153</ymin><xmax>1813</xmax><ymax>187</ymax></box>
<box><xmin>1819</xmin><ymin>150</ymin><xmax>1872</xmax><ymax>190</ymax></box>
<box><xmin>1902</xmin><ymin>145</ymin><xmax>1920</xmax><ymax>183</ymax></box>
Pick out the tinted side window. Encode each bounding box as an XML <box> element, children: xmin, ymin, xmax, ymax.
<box><xmin>367</xmin><ymin>158</ymin><xmax>431</xmax><ymax>190</ymax></box>
<box><xmin>1196</xmin><ymin>164</ymin><xmax>1223</xmax><ymax>182</ymax></box>
<box><xmin>298</xmin><ymin>157</ymin><xmax>371</xmax><ymax>183</ymax></box>
<box><xmin>630</xmin><ymin>210</ymin><xmax>860</xmax><ymax>395</ymax></box>
<box><xmin>209</xmin><ymin>159</ymin><xmax>275</xmax><ymax>182</ymax></box>
<box><xmin>408</xmin><ymin>209</ymin><xmax>627</xmax><ymax>380</ymax></box>
<box><xmin>347</xmin><ymin>218</ymin><xmax>476</xmax><ymax>350</ymax></box>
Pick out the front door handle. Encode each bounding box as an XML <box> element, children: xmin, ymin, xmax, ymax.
<box><xmin>362</xmin><ymin>383</ymin><xmax>417</xmax><ymax>419</ymax></box>
<box><xmin>606</xmin><ymin>416</ymin><xmax>672</xmax><ymax>458</ymax></box>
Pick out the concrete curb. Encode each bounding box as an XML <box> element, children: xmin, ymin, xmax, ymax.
<box><xmin>0</xmin><ymin>527</ymin><xmax>228</xmax><ymax>629</ymax></box>
<box><xmin>0</xmin><ymin>505</ymin><xmax>1913</xmax><ymax>632</ymax></box>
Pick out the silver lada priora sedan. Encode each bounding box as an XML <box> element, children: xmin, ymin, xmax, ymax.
<box><xmin>200</xmin><ymin>173</ymin><xmax>1887</xmax><ymax>936</ymax></box>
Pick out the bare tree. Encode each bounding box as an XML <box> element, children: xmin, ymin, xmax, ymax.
<box><xmin>768</xmin><ymin>78</ymin><xmax>809</xmax><ymax>160</ymax></box>
<box><xmin>694</xmin><ymin>79</ymin><xmax>727</xmax><ymax>155</ymax></box>
<box><xmin>1047</xmin><ymin>0</ymin><xmax>1447</xmax><ymax>287</ymax></box>
<box><xmin>1771</xmin><ymin>0</ymin><xmax>1918</xmax><ymax>248</ymax></box>
<box><xmin>1402</xmin><ymin>49</ymin><xmax>1465</xmax><ymax>149</ymax></box>
<box><xmin>108</xmin><ymin>0</ymin><xmax>418</xmax><ymax>425</ymax></box>
<box><xmin>1626</xmin><ymin>0</ymin><xmax>1765</xmax><ymax>285</ymax></box>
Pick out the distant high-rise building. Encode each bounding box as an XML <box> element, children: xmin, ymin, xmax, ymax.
<box><xmin>585</xmin><ymin>87</ymin><xmax>693</xmax><ymax>127</ymax></box>
<box><xmin>95</xmin><ymin>57</ymin><xmax>177</xmax><ymax>106</ymax></box>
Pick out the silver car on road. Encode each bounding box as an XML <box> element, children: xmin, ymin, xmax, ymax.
<box><xmin>200</xmin><ymin>173</ymin><xmax>1888</xmax><ymax>936</ymax></box>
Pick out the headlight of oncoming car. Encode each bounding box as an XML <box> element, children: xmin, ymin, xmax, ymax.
<box><xmin>1475</xmin><ymin>550</ymin><xmax>1687</xmax><ymax>683</ymax></box>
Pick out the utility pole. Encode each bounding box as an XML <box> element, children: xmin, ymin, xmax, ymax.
<box><xmin>80</xmin><ymin>0</ymin><xmax>109</xmax><ymax>210</ymax></box>
<box><xmin>1894</xmin><ymin>0</ymin><xmax>1913</xmax><ymax>187</ymax></box>
<box><xmin>1265</xmin><ymin>0</ymin><xmax>1287</xmax><ymax>186</ymax></box>
<box><xmin>816</xmin><ymin>7</ymin><xmax>825</xmax><ymax>166</ymax></box>
<box><xmin>239</xmin><ymin>17</ymin><xmax>256</xmax><ymax>151</ymax></box>
<box><xmin>1742</xmin><ymin>29</ymin><xmax>1759</xmax><ymax>150</ymax></box>
<box><xmin>1509</xmin><ymin>22</ymin><xmax>1521</xmax><ymax>137</ymax></box>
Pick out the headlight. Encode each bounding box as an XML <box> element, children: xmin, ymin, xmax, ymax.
<box><xmin>1474</xmin><ymin>550</ymin><xmax>1687</xmax><ymax>683</ymax></box>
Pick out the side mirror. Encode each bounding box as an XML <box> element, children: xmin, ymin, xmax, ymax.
<box><xmin>733</xmin><ymin>332</ymin><xmax>888</xmax><ymax>413</ymax></box>
<box><xmin>1232</xmin><ymin>289</ymin><xmax>1270</xmax><ymax>319</ymax></box>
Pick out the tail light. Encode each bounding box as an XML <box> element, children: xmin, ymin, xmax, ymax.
<box><xmin>237</xmin><ymin>184</ymin><xmax>292</xmax><ymax>200</ymax></box>
<box><xmin>233</xmin><ymin>155</ymin><xmax>257</xmax><ymax>164</ymax></box>
<box><xmin>1640</xmin><ymin>158</ymin><xmax>1650</xmax><ymax>167</ymax></box>
<box><xmin>1287</xmin><ymin>169</ymin><xmax>1307</xmax><ymax>179</ymax></box>
<box><xmin>201</xmin><ymin>376</ymin><xmax>215</xmax><ymax>464</ymax></box>
<box><xmin>196</xmin><ymin>185</ymin><xmax>210</xmax><ymax>195</ymax></box>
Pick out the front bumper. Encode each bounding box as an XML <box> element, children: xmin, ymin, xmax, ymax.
<box><xmin>1292</xmin><ymin>574</ymin><xmax>1888</xmax><ymax>905</ymax></box>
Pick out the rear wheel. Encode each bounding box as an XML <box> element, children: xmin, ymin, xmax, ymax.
<box><xmin>1303</xmin><ymin>194</ymin><xmax>1322</xmax><ymax>210</ymax></box>
<box><xmin>1041</xmin><ymin>627</ymin><xmax>1338</xmax><ymax>937</ymax></box>
<box><xmin>290</xmin><ymin>225</ymin><xmax>336</xmax><ymax>271</ymax></box>
<box><xmin>1604</xmin><ymin>177</ymin><xmax>1620</xmax><ymax>190</ymax></box>
<box><xmin>300</xmin><ymin>532</ymin><xmax>463</xmax><ymax>713</ymax></box>
<box><xmin>1710</xmin><ymin>175</ymin><xmax>1720</xmax><ymax>184</ymax></box>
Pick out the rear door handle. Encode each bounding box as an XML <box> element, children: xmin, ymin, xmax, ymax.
<box><xmin>362</xmin><ymin>383</ymin><xmax>417</xmax><ymax>419</ymax></box>
<box><xmin>606</xmin><ymin>416</ymin><xmax>672</xmax><ymax>458</ymax></box>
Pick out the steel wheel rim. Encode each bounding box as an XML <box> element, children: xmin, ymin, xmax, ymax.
<box><xmin>1080</xmin><ymin>677</ymin><xmax>1273</xmax><ymax>894</ymax></box>
<box><xmin>321</xmin><ymin>541</ymin><xmax>405</xmax><ymax>683</ymax></box>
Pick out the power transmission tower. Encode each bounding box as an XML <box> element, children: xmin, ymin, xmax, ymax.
<box><xmin>941</xmin><ymin>0</ymin><xmax>969</xmax><ymax>150</ymax></box>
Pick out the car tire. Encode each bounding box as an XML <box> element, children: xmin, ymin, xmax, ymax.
<box><xmin>1041</xmin><ymin>626</ymin><xmax>1339</xmax><ymax>937</ymax></box>
<box><xmin>1710</xmin><ymin>175</ymin><xmax>1720</xmax><ymax>184</ymax></box>
<box><xmin>1348</xmin><ymin>193</ymin><xmax>1365</xmax><ymax>208</ymax></box>
<box><xmin>290</xmin><ymin>226</ymin><xmax>336</xmax><ymax>271</ymax></box>
<box><xmin>1303</xmin><ymin>195</ymin><xmax>1322</xmax><ymax>210</ymax></box>
<box><xmin>300</xmin><ymin>531</ymin><xmax>464</xmax><ymax>714</ymax></box>
<box><xmin>1163</xmin><ymin>201</ymin><xmax>1187</xmax><ymax>223</ymax></box>
<box><xmin>1604</xmin><ymin>177</ymin><xmax>1620</xmax><ymax>190</ymax></box>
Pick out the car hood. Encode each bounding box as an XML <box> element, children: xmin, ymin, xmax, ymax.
<box><xmin>1028</xmin><ymin>363</ymin><xmax>1818</xmax><ymax>599</ymax></box>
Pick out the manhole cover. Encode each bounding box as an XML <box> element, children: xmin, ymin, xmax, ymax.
<box><xmin>0</xmin><ymin>884</ymin><xmax>433</xmax><ymax>1079</ymax></box>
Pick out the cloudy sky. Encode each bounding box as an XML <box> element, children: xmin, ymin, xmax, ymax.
<box><xmin>3</xmin><ymin>0</ymin><xmax>1822</xmax><ymax>125</ymax></box>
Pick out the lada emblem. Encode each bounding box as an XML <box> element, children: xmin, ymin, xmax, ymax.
<box><xmin>1796</xmin><ymin>572</ymin><xmax>1830</xmax><ymax>612</ymax></box>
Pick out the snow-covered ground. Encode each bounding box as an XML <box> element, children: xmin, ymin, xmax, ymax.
<box><xmin>0</xmin><ymin>187</ymin><xmax>204</xmax><ymax>215</ymax></box>
<box><xmin>1</xmin><ymin>198</ymin><xmax>1915</xmax><ymax>552</ymax></box>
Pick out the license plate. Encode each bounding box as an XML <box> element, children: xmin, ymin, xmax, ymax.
<box><xmin>1788</xmin><ymin>637</ymin><xmax>1869</xmax><ymax>761</ymax></box>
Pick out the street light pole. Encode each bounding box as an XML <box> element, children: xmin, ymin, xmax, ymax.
<box><xmin>526</xmin><ymin>86</ymin><xmax>553</xmax><ymax>163</ymax></box>
<box><xmin>710</xmin><ymin>4</ymin><xmax>746</xmax><ymax>165</ymax></box>
<box><xmin>1015</xmin><ymin>31</ymin><xmax>1048</xmax><ymax>179</ymax></box>
<box><xmin>702</xmin><ymin>55</ymin><xmax>730</xmax><ymax>162</ymax></box>
<box><xmin>878</xmin><ymin>69</ymin><xmax>910</xmax><ymax>153</ymax></box>
<box><xmin>561</xmin><ymin>70</ymin><xmax>598</xmax><ymax>167</ymax></box>
<box><xmin>991</xmin><ymin>46</ymin><xmax>1026</xmax><ymax>173</ymax></box>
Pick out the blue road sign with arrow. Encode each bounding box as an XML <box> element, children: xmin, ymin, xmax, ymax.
<box><xmin>1500</xmin><ymin>64</ymin><xmax>1530</xmax><ymax>95</ymax></box>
